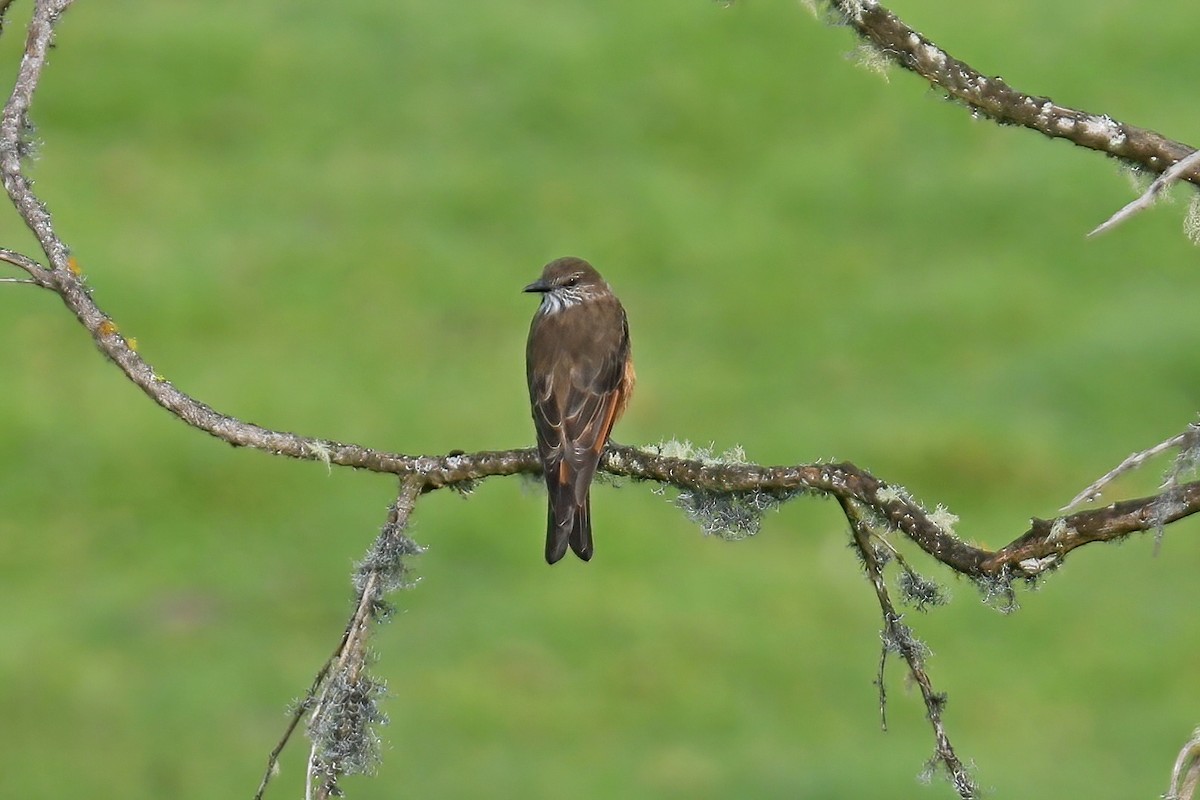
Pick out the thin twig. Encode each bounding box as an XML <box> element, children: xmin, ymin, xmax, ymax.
<box><xmin>252</xmin><ymin>627</ymin><xmax>356</xmax><ymax>800</ymax></box>
<box><xmin>1090</xmin><ymin>148</ymin><xmax>1200</xmax><ymax>236</ymax></box>
<box><xmin>1063</xmin><ymin>430</ymin><xmax>1191</xmax><ymax>511</ymax></box>
<box><xmin>0</xmin><ymin>247</ymin><xmax>54</xmax><ymax>288</ymax></box>
<box><xmin>873</xmin><ymin>639</ymin><xmax>889</xmax><ymax>732</ymax></box>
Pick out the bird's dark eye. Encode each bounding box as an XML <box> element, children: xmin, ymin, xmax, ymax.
<box><xmin>564</xmin><ymin>275</ymin><xmax>580</xmax><ymax>287</ymax></box>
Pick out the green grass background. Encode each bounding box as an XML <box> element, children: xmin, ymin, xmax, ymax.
<box><xmin>1</xmin><ymin>0</ymin><xmax>1198</xmax><ymax>797</ymax></box>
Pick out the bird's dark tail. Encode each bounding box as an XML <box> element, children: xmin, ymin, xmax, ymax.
<box><xmin>545</xmin><ymin>491</ymin><xmax>592</xmax><ymax>564</ymax></box>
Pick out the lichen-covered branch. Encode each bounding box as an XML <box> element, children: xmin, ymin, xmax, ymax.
<box><xmin>605</xmin><ymin>445</ymin><xmax>1200</xmax><ymax>578</ymax></box>
<box><xmin>822</xmin><ymin>0</ymin><xmax>1198</xmax><ymax>186</ymax></box>
<box><xmin>0</xmin><ymin>0</ymin><xmax>74</xmax><ymax>269</ymax></box>
<box><xmin>841</xmin><ymin>496</ymin><xmax>976</xmax><ymax>799</ymax></box>
<box><xmin>254</xmin><ymin>476</ymin><xmax>425</xmax><ymax>800</ymax></box>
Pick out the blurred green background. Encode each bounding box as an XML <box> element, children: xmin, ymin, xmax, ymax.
<box><xmin>1</xmin><ymin>0</ymin><xmax>1198</xmax><ymax>797</ymax></box>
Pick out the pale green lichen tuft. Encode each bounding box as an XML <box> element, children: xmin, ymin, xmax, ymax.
<box><xmin>897</xmin><ymin>569</ymin><xmax>949</xmax><ymax>611</ymax></box>
<box><xmin>1184</xmin><ymin>194</ymin><xmax>1200</xmax><ymax>245</ymax></box>
<box><xmin>676</xmin><ymin>486</ymin><xmax>794</xmax><ymax>540</ymax></box>
<box><xmin>309</xmin><ymin>671</ymin><xmax>389</xmax><ymax>781</ymax></box>
<box><xmin>928</xmin><ymin>504</ymin><xmax>958</xmax><ymax>536</ymax></box>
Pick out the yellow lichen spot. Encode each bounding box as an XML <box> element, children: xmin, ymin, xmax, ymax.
<box><xmin>66</xmin><ymin>256</ymin><xmax>82</xmax><ymax>275</ymax></box>
<box><xmin>127</xmin><ymin>337</ymin><xmax>139</xmax><ymax>352</ymax></box>
<box><xmin>98</xmin><ymin>320</ymin><xmax>118</xmax><ymax>337</ymax></box>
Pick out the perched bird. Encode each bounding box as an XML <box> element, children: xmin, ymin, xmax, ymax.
<box><xmin>524</xmin><ymin>257</ymin><xmax>634</xmax><ymax>564</ymax></box>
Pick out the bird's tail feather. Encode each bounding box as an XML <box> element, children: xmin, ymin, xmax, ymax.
<box><xmin>545</xmin><ymin>490</ymin><xmax>592</xmax><ymax>564</ymax></box>
<box><xmin>569</xmin><ymin>495</ymin><xmax>592</xmax><ymax>561</ymax></box>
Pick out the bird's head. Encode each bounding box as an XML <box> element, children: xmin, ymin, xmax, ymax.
<box><xmin>523</xmin><ymin>257</ymin><xmax>608</xmax><ymax>313</ymax></box>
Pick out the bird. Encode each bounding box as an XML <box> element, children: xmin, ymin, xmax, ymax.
<box><xmin>524</xmin><ymin>257</ymin><xmax>634</xmax><ymax>564</ymax></box>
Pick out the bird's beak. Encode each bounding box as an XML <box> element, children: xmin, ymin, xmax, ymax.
<box><xmin>523</xmin><ymin>279</ymin><xmax>551</xmax><ymax>293</ymax></box>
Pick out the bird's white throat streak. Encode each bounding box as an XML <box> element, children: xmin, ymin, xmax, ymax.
<box><xmin>540</xmin><ymin>287</ymin><xmax>588</xmax><ymax>315</ymax></box>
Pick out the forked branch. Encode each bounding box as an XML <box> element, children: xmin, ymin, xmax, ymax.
<box><xmin>841</xmin><ymin>496</ymin><xmax>976</xmax><ymax>797</ymax></box>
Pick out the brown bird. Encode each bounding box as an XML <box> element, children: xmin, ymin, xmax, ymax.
<box><xmin>525</xmin><ymin>257</ymin><xmax>634</xmax><ymax>564</ymax></box>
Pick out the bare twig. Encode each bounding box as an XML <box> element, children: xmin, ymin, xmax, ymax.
<box><xmin>1063</xmin><ymin>427</ymin><xmax>1195</xmax><ymax>511</ymax></box>
<box><xmin>822</xmin><ymin>1</ymin><xmax>1197</xmax><ymax>188</ymax></box>
<box><xmin>253</xmin><ymin>632</ymin><xmax>348</xmax><ymax>800</ymax></box>
<box><xmin>0</xmin><ymin>246</ymin><xmax>53</xmax><ymax>287</ymax></box>
<box><xmin>1090</xmin><ymin>148</ymin><xmax>1200</xmax><ymax>236</ymax></box>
